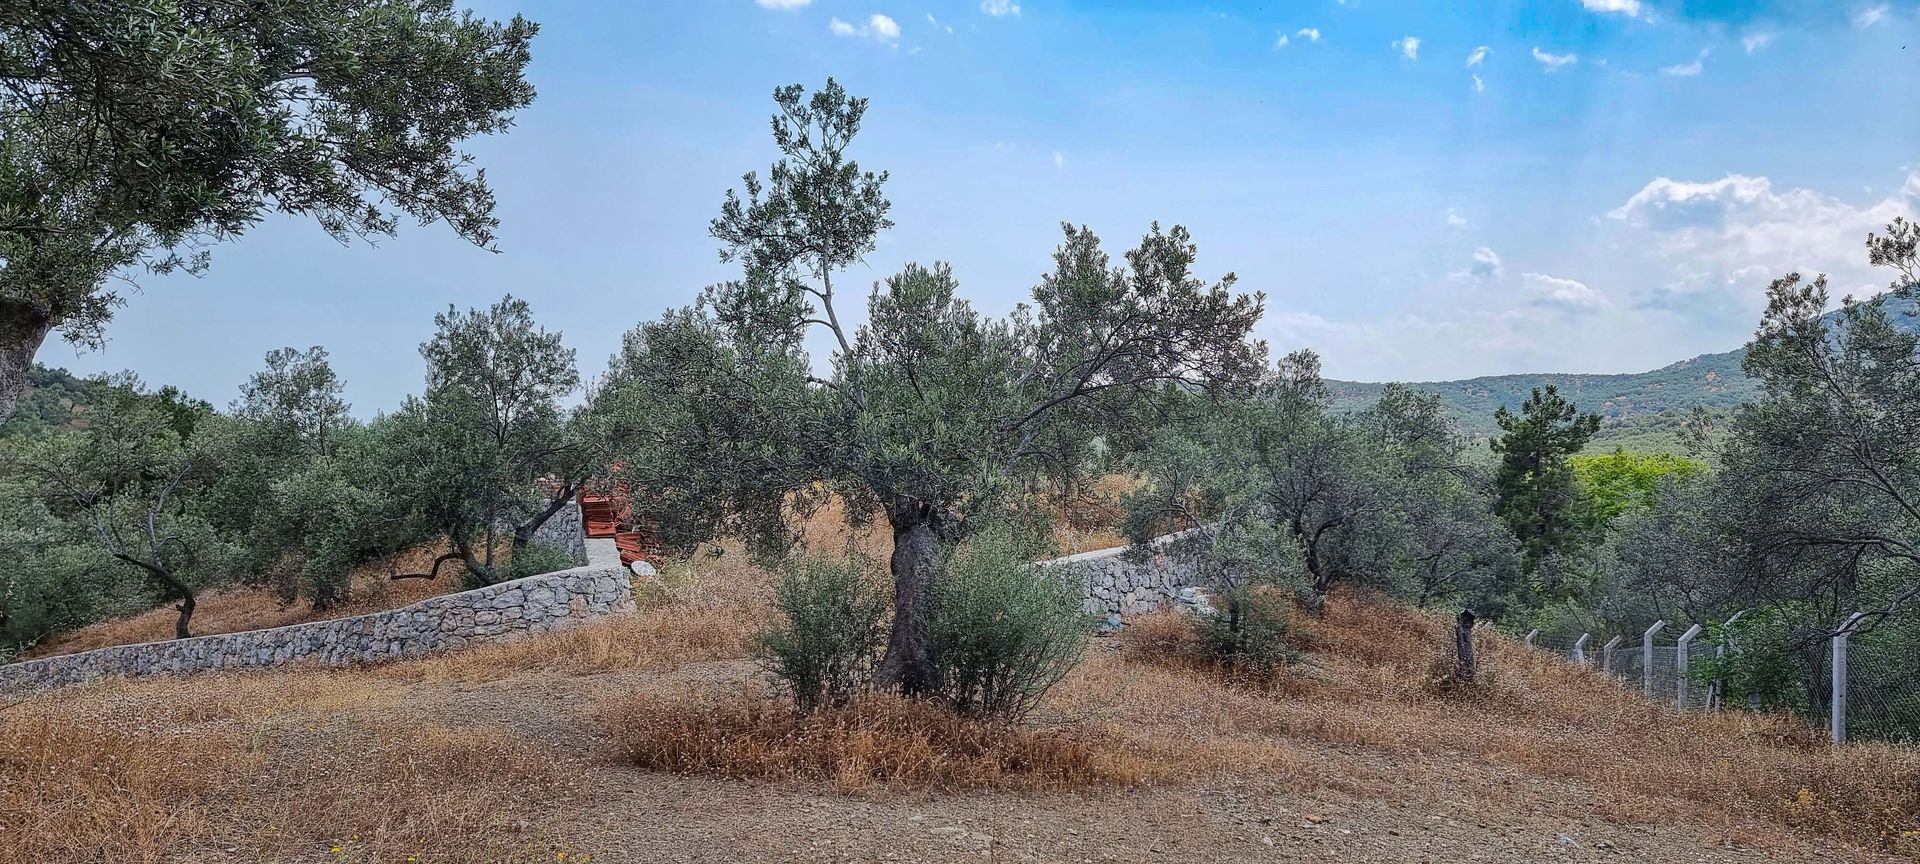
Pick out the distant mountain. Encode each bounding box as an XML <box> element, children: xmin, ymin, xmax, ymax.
<box><xmin>1327</xmin><ymin>293</ymin><xmax>1920</xmax><ymax>452</ymax></box>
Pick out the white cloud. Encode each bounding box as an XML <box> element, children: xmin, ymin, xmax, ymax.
<box><xmin>1472</xmin><ymin>74</ymin><xmax>1485</xmax><ymax>92</ymax></box>
<box><xmin>1523</xmin><ymin>273</ymin><xmax>1610</xmax><ymax>308</ymax></box>
<box><xmin>1471</xmin><ymin>247</ymin><xmax>1504</xmax><ymax>279</ymax></box>
<box><xmin>1053</xmin><ymin>151</ymin><xmax>1066</xmax><ymax>169</ymax></box>
<box><xmin>1852</xmin><ymin>3</ymin><xmax>1889</xmax><ymax>28</ymax></box>
<box><xmin>829</xmin><ymin>14</ymin><xmax>900</xmax><ymax>43</ymax></box>
<box><xmin>1532</xmin><ymin>47</ymin><xmax>1578</xmax><ymax>71</ymax></box>
<box><xmin>1661</xmin><ymin>49</ymin><xmax>1709</xmax><ymax>77</ymax></box>
<box><xmin>1466</xmin><ymin>45</ymin><xmax>1489</xmax><ymax>67</ymax></box>
<box><xmin>1580</xmin><ymin>0</ymin><xmax>1642</xmax><ymax>16</ymax></box>
<box><xmin>756</xmin><ymin>0</ymin><xmax>811</xmax><ymax>8</ymax></box>
<box><xmin>927</xmin><ymin>13</ymin><xmax>953</xmax><ymax>34</ymax></box>
<box><xmin>1447</xmin><ymin>208</ymin><xmax>1471</xmax><ymax>229</ymax></box>
<box><xmin>1278</xmin><ymin>27</ymin><xmax>1320</xmax><ymax>49</ymax></box>
<box><xmin>1608</xmin><ymin>172</ymin><xmax>1920</xmax><ymax>301</ymax></box>
<box><xmin>1741</xmin><ymin>32</ymin><xmax>1774</xmax><ymax>54</ymax></box>
<box><xmin>981</xmin><ymin>0</ymin><xmax>1021</xmax><ymax>17</ymax></box>
<box><xmin>1393</xmin><ymin>36</ymin><xmax>1420</xmax><ymax>60</ymax></box>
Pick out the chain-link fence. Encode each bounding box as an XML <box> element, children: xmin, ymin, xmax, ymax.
<box><xmin>1519</xmin><ymin>612</ymin><xmax>1920</xmax><ymax>744</ymax></box>
<box><xmin>1840</xmin><ymin>622</ymin><xmax>1920</xmax><ymax>744</ymax></box>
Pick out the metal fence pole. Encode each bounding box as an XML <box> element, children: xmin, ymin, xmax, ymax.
<box><xmin>1524</xmin><ymin>628</ymin><xmax>1539</xmax><ymax>649</ymax></box>
<box><xmin>1642</xmin><ymin>620</ymin><xmax>1666</xmax><ymax>699</ymax></box>
<box><xmin>1675</xmin><ymin>623</ymin><xmax>1703</xmax><ymax>710</ymax></box>
<box><xmin>1572</xmin><ymin>633</ymin><xmax>1591</xmax><ymax>665</ymax></box>
<box><xmin>1832</xmin><ymin>612</ymin><xmax>1866</xmax><ymax>745</ymax></box>
<box><xmin>1603</xmin><ymin>636</ymin><xmax>1623</xmax><ymax>674</ymax></box>
<box><xmin>1712</xmin><ymin>610</ymin><xmax>1747</xmax><ymax>711</ymax></box>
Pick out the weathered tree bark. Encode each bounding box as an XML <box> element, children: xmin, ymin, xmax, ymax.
<box><xmin>0</xmin><ymin>299</ymin><xmax>55</xmax><ymax>427</ymax></box>
<box><xmin>391</xmin><ymin>552</ymin><xmax>464</xmax><ymax>581</ymax></box>
<box><xmin>872</xmin><ymin>499</ymin><xmax>944</xmax><ymax>694</ymax></box>
<box><xmin>174</xmin><ymin>593</ymin><xmax>196</xmax><ymax>640</ymax></box>
<box><xmin>511</xmin><ymin>482</ymin><xmax>580</xmax><ymax>549</ymax></box>
<box><xmin>110</xmin><ymin>552</ymin><xmax>198</xmax><ymax>639</ymax></box>
<box><xmin>1454</xmin><ymin>609</ymin><xmax>1478</xmax><ymax>685</ymax></box>
<box><xmin>452</xmin><ymin>534</ymin><xmax>499</xmax><ymax>586</ymax></box>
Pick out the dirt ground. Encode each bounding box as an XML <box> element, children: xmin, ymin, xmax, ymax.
<box><xmin>401</xmin><ymin>657</ymin><xmax>1867</xmax><ymax>864</ymax></box>
<box><xmin>6</xmin><ymin>576</ymin><xmax>1914</xmax><ymax>864</ymax></box>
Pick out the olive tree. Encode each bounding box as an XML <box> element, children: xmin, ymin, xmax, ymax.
<box><xmin>385</xmin><ymin>295</ymin><xmax>592</xmax><ymax>586</ymax></box>
<box><xmin>600</xmin><ymin>80</ymin><xmax>1266</xmax><ymax>693</ymax></box>
<box><xmin>1699</xmin><ymin>219</ymin><xmax>1920</xmax><ymax>635</ymax></box>
<box><xmin>2</xmin><ymin>387</ymin><xmax>237</xmax><ymax>638</ymax></box>
<box><xmin>1124</xmin><ymin>358</ymin><xmax>1517</xmax><ymax>616</ymax></box>
<box><xmin>0</xmin><ymin>0</ymin><xmax>539</xmax><ymax>423</ymax></box>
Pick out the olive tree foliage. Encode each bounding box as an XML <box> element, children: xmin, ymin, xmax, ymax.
<box><xmin>1124</xmin><ymin>353</ymin><xmax>1517</xmax><ymax>620</ymax></box>
<box><xmin>0</xmin><ymin>386</ymin><xmax>238</xmax><ymax>639</ymax></box>
<box><xmin>597</xmin><ymin>80</ymin><xmax>1266</xmax><ymax>693</ymax></box>
<box><xmin>1686</xmin><ymin>219</ymin><xmax>1920</xmax><ymax>637</ymax></box>
<box><xmin>236</xmin><ymin>347</ymin><xmax>352</xmax><ymax>460</ymax></box>
<box><xmin>0</xmin><ymin>0</ymin><xmax>539</xmax><ymax>424</ymax></box>
<box><xmin>386</xmin><ymin>294</ymin><xmax>592</xmax><ymax>587</ymax></box>
<box><xmin>0</xmin><ymin>478</ymin><xmax>117</xmax><ymax>655</ymax></box>
<box><xmin>926</xmin><ymin>528</ymin><xmax>1089</xmax><ymax>720</ymax></box>
<box><xmin>758</xmin><ymin>556</ymin><xmax>890</xmax><ymax>712</ymax></box>
<box><xmin>1581</xmin><ymin>221</ymin><xmax>1920</xmax><ymax>717</ymax></box>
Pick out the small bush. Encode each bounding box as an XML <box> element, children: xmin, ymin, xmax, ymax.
<box><xmin>928</xmin><ymin>529</ymin><xmax>1090</xmax><ymax>720</ymax></box>
<box><xmin>506</xmin><ymin>541</ymin><xmax>577</xmax><ymax>581</ymax></box>
<box><xmin>604</xmin><ymin>691</ymin><xmax>1144</xmax><ymax>790</ymax></box>
<box><xmin>1197</xmin><ymin>586</ymin><xmax>1300</xmax><ymax>682</ymax></box>
<box><xmin>758</xmin><ymin>557</ymin><xmax>888</xmax><ymax>711</ymax></box>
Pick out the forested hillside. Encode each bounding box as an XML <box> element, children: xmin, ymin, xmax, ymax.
<box><xmin>1329</xmin><ymin>293</ymin><xmax>1920</xmax><ymax>449</ymax></box>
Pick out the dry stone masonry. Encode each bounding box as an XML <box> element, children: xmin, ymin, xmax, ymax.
<box><xmin>0</xmin><ymin>536</ymin><xmax>632</xmax><ymax>696</ymax></box>
<box><xmin>1040</xmin><ymin>530</ymin><xmax>1212</xmax><ymax>619</ymax></box>
<box><xmin>527</xmin><ymin>499</ymin><xmax>589</xmax><ymax>567</ymax></box>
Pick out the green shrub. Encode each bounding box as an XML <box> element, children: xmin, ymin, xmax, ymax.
<box><xmin>506</xmin><ymin>542</ymin><xmax>577</xmax><ymax>581</ymax></box>
<box><xmin>1198</xmin><ymin>586</ymin><xmax>1299</xmax><ymax>681</ymax></box>
<box><xmin>758</xmin><ymin>557</ymin><xmax>889</xmax><ymax>712</ymax></box>
<box><xmin>928</xmin><ymin>530</ymin><xmax>1091</xmax><ymax>721</ymax></box>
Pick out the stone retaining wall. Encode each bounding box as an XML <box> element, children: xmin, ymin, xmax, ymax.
<box><xmin>0</xmin><ymin>537</ymin><xmax>632</xmax><ymax>696</ymax></box>
<box><xmin>527</xmin><ymin>499</ymin><xmax>588</xmax><ymax>567</ymax></box>
<box><xmin>1040</xmin><ymin>531</ymin><xmax>1207</xmax><ymax>617</ymax></box>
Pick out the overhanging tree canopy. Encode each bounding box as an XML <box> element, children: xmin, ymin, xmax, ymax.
<box><xmin>0</xmin><ymin>0</ymin><xmax>539</xmax><ymax>422</ymax></box>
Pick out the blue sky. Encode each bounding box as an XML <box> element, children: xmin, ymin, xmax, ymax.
<box><xmin>52</xmin><ymin>0</ymin><xmax>1920</xmax><ymax>414</ymax></box>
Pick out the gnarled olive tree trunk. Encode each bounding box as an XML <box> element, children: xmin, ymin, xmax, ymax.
<box><xmin>0</xmin><ymin>300</ymin><xmax>55</xmax><ymax>426</ymax></box>
<box><xmin>872</xmin><ymin>499</ymin><xmax>947</xmax><ymax>694</ymax></box>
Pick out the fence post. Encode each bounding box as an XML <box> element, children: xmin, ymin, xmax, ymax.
<box><xmin>1603</xmin><ymin>636</ymin><xmax>1623</xmax><ymax>674</ymax></box>
<box><xmin>1524</xmin><ymin>628</ymin><xmax>1539</xmax><ymax>649</ymax></box>
<box><xmin>1675</xmin><ymin>623</ymin><xmax>1703</xmax><ymax>710</ymax></box>
<box><xmin>1711</xmin><ymin>610</ymin><xmax>1747</xmax><ymax>711</ymax></box>
<box><xmin>1642</xmin><ymin>620</ymin><xmax>1666</xmax><ymax>699</ymax></box>
<box><xmin>1832</xmin><ymin>612</ymin><xmax>1866</xmax><ymax>745</ymax></box>
<box><xmin>1572</xmin><ymin>633</ymin><xmax>1591</xmax><ymax>665</ymax></box>
<box><xmin>1454</xmin><ymin>609</ymin><xmax>1478</xmax><ymax>685</ymax></box>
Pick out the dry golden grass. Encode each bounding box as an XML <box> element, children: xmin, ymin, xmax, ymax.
<box><xmin>384</xmin><ymin>603</ymin><xmax>765</xmax><ymax>683</ymax></box>
<box><xmin>0</xmin><ymin>672</ymin><xmax>585</xmax><ymax>864</ymax></box>
<box><xmin>603</xmin><ymin>690</ymin><xmax>1149</xmax><ymax>792</ymax></box>
<box><xmin>1098</xmin><ymin>591</ymin><xmax>1920</xmax><ymax>856</ymax></box>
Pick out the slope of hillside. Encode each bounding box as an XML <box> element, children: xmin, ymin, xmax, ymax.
<box><xmin>1328</xmin><ymin>293</ymin><xmax>1920</xmax><ymax>449</ymax></box>
<box><xmin>7</xmin><ymin>560</ymin><xmax>1913</xmax><ymax>863</ymax></box>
